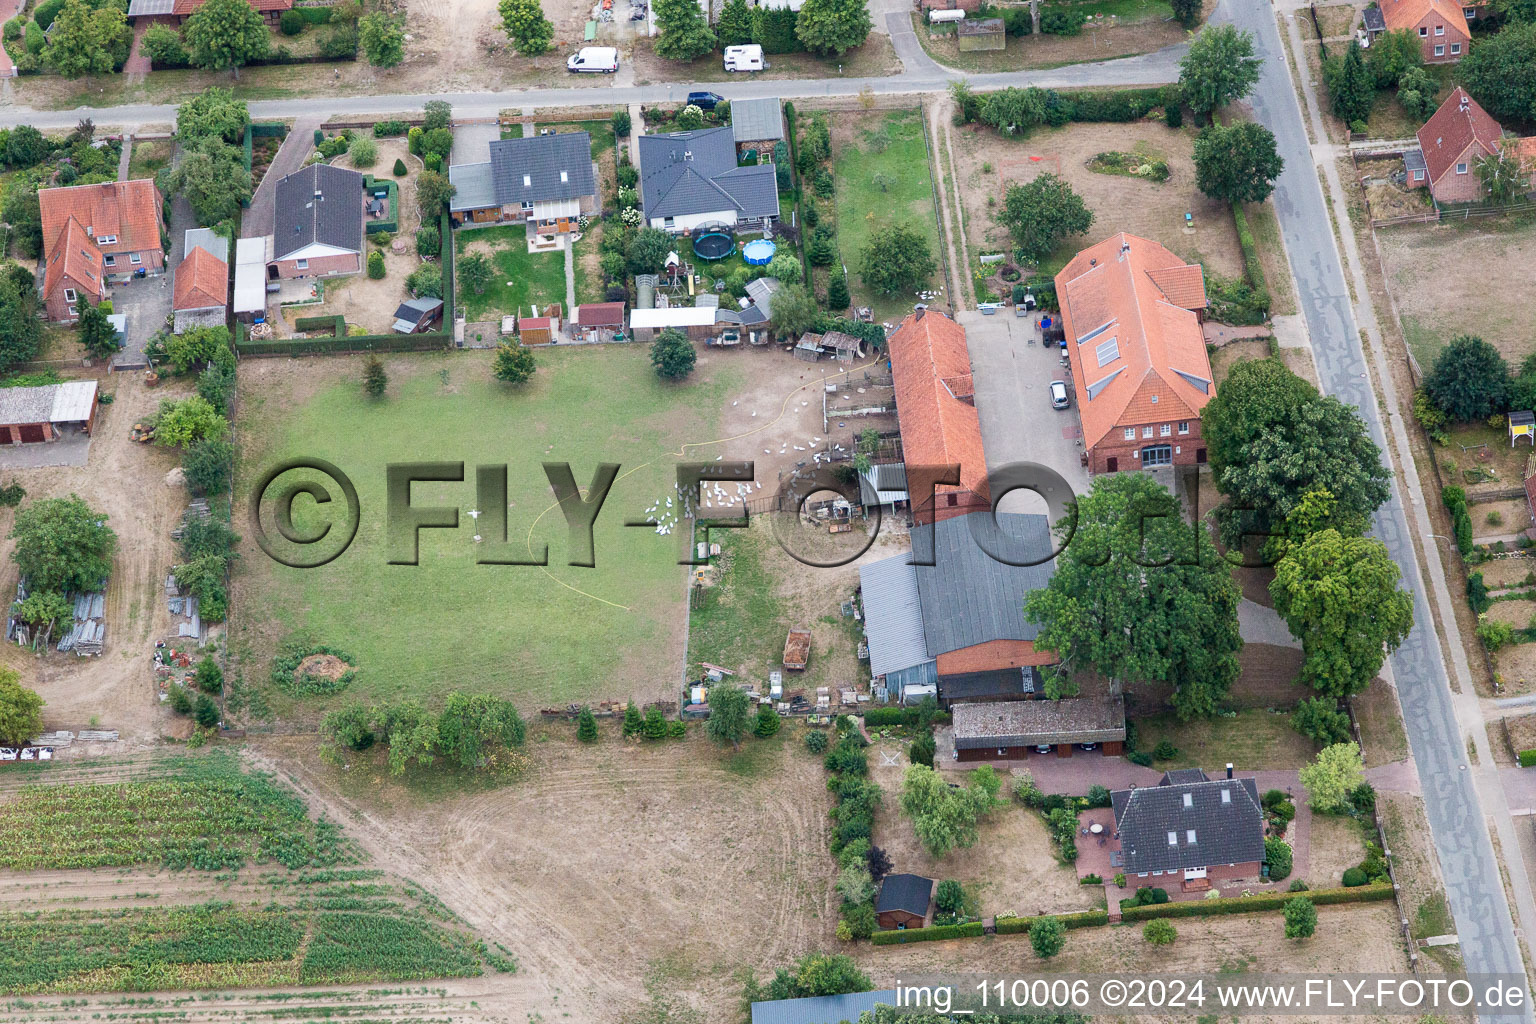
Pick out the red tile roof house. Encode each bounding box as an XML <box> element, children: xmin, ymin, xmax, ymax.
<box><xmin>1379</xmin><ymin>0</ymin><xmax>1472</xmax><ymax>62</ymax></box>
<box><xmin>1055</xmin><ymin>233</ymin><xmax>1215</xmax><ymax>475</ymax></box>
<box><xmin>885</xmin><ymin>308</ymin><xmax>990</xmax><ymax>525</ymax></box>
<box><xmin>39</xmin><ymin>180</ymin><xmax>165</xmax><ymax>323</ymax></box>
<box><xmin>172</xmin><ymin>245</ymin><xmax>229</xmax><ymax>333</ymax></box>
<box><xmin>1411</xmin><ymin>87</ymin><xmax>1536</xmax><ymax>203</ymax></box>
<box><xmin>126</xmin><ymin>0</ymin><xmax>293</xmax><ymax>26</ymax></box>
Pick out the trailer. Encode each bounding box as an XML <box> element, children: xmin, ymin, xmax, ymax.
<box><xmin>783</xmin><ymin>628</ymin><xmax>812</xmax><ymax>670</ymax></box>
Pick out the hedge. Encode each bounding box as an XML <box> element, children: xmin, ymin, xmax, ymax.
<box><xmin>1231</xmin><ymin>202</ymin><xmax>1270</xmax><ymax>300</ymax></box>
<box><xmin>296</xmin><ymin>4</ymin><xmax>333</xmax><ymax>23</ymax></box>
<box><xmin>994</xmin><ymin>909</ymin><xmax>1109</xmax><ymax>935</ymax></box>
<box><xmin>361</xmin><ymin>176</ymin><xmax>399</xmax><ymax>233</ymax></box>
<box><xmin>1520</xmin><ymin>749</ymin><xmax>1536</xmax><ymax>768</ymax></box>
<box><xmin>236</xmin><ymin>212</ymin><xmax>456</xmax><ymax>357</ymax></box>
<box><xmin>862</xmin><ymin>706</ymin><xmax>953</xmax><ymax>729</ymax></box>
<box><xmin>1056</xmin><ymin>85</ymin><xmax>1179</xmax><ymax>122</ymax></box>
<box><xmin>294</xmin><ymin>314</ymin><xmax>347</xmax><ymax>336</ymax></box>
<box><xmin>871</xmin><ymin>920</ymin><xmax>986</xmax><ymax>945</ymax></box>
<box><xmin>1119</xmin><ymin>883</ymin><xmax>1392</xmax><ymax>921</ymax></box>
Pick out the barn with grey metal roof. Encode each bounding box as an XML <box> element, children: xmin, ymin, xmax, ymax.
<box><xmin>909</xmin><ymin>510</ymin><xmax>1054</xmax><ymax>655</ymax></box>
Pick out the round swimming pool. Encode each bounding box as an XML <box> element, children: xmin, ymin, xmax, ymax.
<box><xmin>742</xmin><ymin>239</ymin><xmax>777</xmax><ymax>266</ymax></box>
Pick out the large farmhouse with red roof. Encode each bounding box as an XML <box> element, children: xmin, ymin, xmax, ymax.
<box><xmin>1410</xmin><ymin>88</ymin><xmax>1536</xmax><ymax>203</ymax></box>
<box><xmin>1054</xmin><ymin>232</ymin><xmax>1215</xmax><ymax>475</ymax></box>
<box><xmin>39</xmin><ymin>180</ymin><xmax>165</xmax><ymax>323</ymax></box>
<box><xmin>1379</xmin><ymin>0</ymin><xmax>1472</xmax><ymax>62</ymax></box>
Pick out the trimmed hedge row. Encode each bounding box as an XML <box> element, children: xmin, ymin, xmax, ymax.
<box><xmin>1120</xmin><ymin>883</ymin><xmax>1392</xmax><ymax>921</ymax></box>
<box><xmin>1519</xmin><ymin>749</ymin><xmax>1536</xmax><ymax>768</ymax></box>
<box><xmin>362</xmin><ymin>176</ymin><xmax>399</xmax><ymax>234</ymax></box>
<box><xmin>294</xmin><ymin>314</ymin><xmax>347</xmax><ymax>336</ymax></box>
<box><xmin>872</xmin><ymin>908</ymin><xmax>1108</xmax><ymax>945</ymax></box>
<box><xmin>862</xmin><ymin>706</ymin><xmax>953</xmax><ymax>728</ymax></box>
<box><xmin>1059</xmin><ymin>85</ymin><xmax>1180</xmax><ymax>123</ymax></box>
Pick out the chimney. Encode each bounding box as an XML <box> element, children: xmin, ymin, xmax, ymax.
<box><xmin>914</xmin><ymin>303</ymin><xmax>927</xmax><ymax>321</ymax></box>
<box><xmin>1225</xmin><ymin>763</ymin><xmax>1233</xmax><ymax>779</ymax></box>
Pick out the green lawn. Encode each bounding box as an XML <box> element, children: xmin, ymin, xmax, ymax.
<box><xmin>831</xmin><ymin>109</ymin><xmax>943</xmax><ymax>320</ymax></box>
<box><xmin>236</xmin><ymin>347</ymin><xmax>742</xmax><ymax>719</ymax></box>
<box><xmin>455</xmin><ymin>225</ymin><xmax>568</xmax><ymax>321</ymax></box>
<box><xmin>127</xmin><ymin>138</ymin><xmax>173</xmax><ymax>183</ymax></box>
<box><xmin>1131</xmin><ymin>708</ymin><xmax>1318</xmax><ymax>771</ymax></box>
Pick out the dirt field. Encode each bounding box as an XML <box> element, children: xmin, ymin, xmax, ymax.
<box><xmin>1306</xmin><ymin>813</ymin><xmax>1368</xmax><ymax>889</ymax></box>
<box><xmin>909</xmin><ymin>10</ymin><xmax>1187</xmax><ymax>74</ymax></box>
<box><xmin>0</xmin><ymin>374</ymin><xmax>198</xmax><ymax>747</ymax></box>
<box><xmin>1376</xmin><ymin>217</ymin><xmax>1536</xmax><ymax>369</ymax></box>
<box><xmin>258</xmin><ymin>729</ymin><xmax>834</xmax><ymax>1024</ymax></box>
<box><xmin>866</xmin><ymin>751</ymin><xmax>1096</xmax><ymax>920</ymax></box>
<box><xmin>951</xmin><ymin>119</ymin><xmax>1245</xmax><ymax>279</ymax></box>
<box><xmin>1377</xmin><ymin>793</ymin><xmax>1454</xmax><ymax>952</ymax></box>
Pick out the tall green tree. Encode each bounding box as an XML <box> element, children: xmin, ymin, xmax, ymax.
<box><xmin>796</xmin><ymin>0</ymin><xmax>871</xmax><ymax>56</ymax></box>
<box><xmin>437</xmin><ymin>693</ymin><xmax>526</xmax><ymax>769</ymax></box>
<box><xmin>1169</xmin><ymin>0</ymin><xmax>1202</xmax><ymax>28</ymax></box>
<box><xmin>77</xmin><ymin>302</ymin><xmax>120</xmax><ymax>358</ymax></box>
<box><xmin>1424</xmin><ymin>334</ymin><xmax>1510</xmax><ymax>421</ymax></box>
<box><xmin>0</xmin><ymin>265</ymin><xmax>43</xmax><ymax>372</ymax></box>
<box><xmin>1179</xmin><ymin>24</ymin><xmax>1262</xmax><ymax>115</ymax></box>
<box><xmin>363</xmin><ymin>356</ymin><xmax>388</xmax><ymax>398</ymax></box>
<box><xmin>576</xmin><ymin>705</ymin><xmax>599</xmax><ymax>742</ymax></box>
<box><xmin>626</xmin><ymin>226</ymin><xmax>674</xmax><ymax>275</ymax></box>
<box><xmin>176</xmin><ymin>87</ymin><xmax>250</xmax><ymax>144</ymax></box>
<box><xmin>717</xmin><ymin>0</ymin><xmax>754</xmax><ymax>45</ymax></box>
<box><xmin>1396</xmin><ymin>66</ymin><xmax>1439</xmax><ymax>120</ymax></box>
<box><xmin>493</xmin><ymin>342</ymin><xmax>537</xmax><ymax>384</ymax></box>
<box><xmin>1298</xmin><ymin>742</ymin><xmax>1364</xmax><ymax>812</ymax></box>
<box><xmin>0</xmin><ymin>669</ymin><xmax>43</xmax><ymax>747</ymax></box>
<box><xmin>1460</xmin><ymin>21</ymin><xmax>1536</xmax><ymax>123</ymax></box>
<box><xmin>653</xmin><ymin>0</ymin><xmax>716</xmax><ymax>60</ymax></box>
<box><xmin>458</xmin><ymin>251</ymin><xmax>493</xmax><ymax>295</ymax></box>
<box><xmin>10</xmin><ymin>495</ymin><xmax>116</xmax><ymax>594</ymax></box>
<box><xmin>46</xmin><ymin>0</ymin><xmax>129</xmax><ymax>78</ymax></box>
<box><xmin>1201</xmin><ymin>359</ymin><xmax>1390</xmax><ymax>548</ymax></box>
<box><xmin>183</xmin><ymin>0</ymin><xmax>268</xmax><ymax>72</ymax></box>
<box><xmin>899</xmin><ymin>763</ymin><xmax>1004</xmax><ymax>857</ymax></box>
<box><xmin>1271</xmin><ymin>528</ymin><xmax>1413</xmax><ymax>698</ymax></box>
<box><xmin>769</xmin><ymin>281</ymin><xmax>819</xmax><ymax>338</ymax></box>
<box><xmin>358</xmin><ymin>11</ymin><xmax>404</xmax><ymax>67</ymax></box>
<box><xmin>1325</xmin><ymin>42</ymin><xmax>1375</xmax><ymax>127</ymax></box>
<box><xmin>1023</xmin><ymin>473</ymin><xmax>1242</xmax><ymax>719</ymax></box>
<box><xmin>1477</xmin><ymin>136</ymin><xmax>1533</xmax><ymax>206</ymax></box>
<box><xmin>650</xmin><ymin>329</ymin><xmax>696</xmax><ymax>379</ymax></box>
<box><xmin>166</xmin><ymin>136</ymin><xmax>252</xmax><ymax>225</ymax></box>
<box><xmin>1283</xmin><ymin>895</ymin><xmax>1317</xmax><ymax>938</ymax></box>
<box><xmin>997</xmin><ymin>173</ymin><xmax>1093</xmax><ymax>265</ymax></box>
<box><xmin>497</xmin><ymin>0</ymin><xmax>553</xmax><ymax>55</ymax></box>
<box><xmin>415</xmin><ymin>169</ymin><xmax>456</xmax><ymax>219</ymax></box>
<box><xmin>1366</xmin><ymin>28</ymin><xmax>1421</xmax><ymax>88</ymax></box>
<box><xmin>859</xmin><ymin>221</ymin><xmax>936</xmax><ymax>295</ymax></box>
<box><xmin>705</xmin><ymin>684</ymin><xmax>751</xmax><ymax>747</ymax></box>
<box><xmin>1193</xmin><ymin>120</ymin><xmax>1284</xmax><ymax>203</ymax></box>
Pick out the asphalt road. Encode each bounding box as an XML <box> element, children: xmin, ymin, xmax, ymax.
<box><xmin>1230</xmin><ymin>2</ymin><xmax>1531</xmax><ymax>1017</ymax></box>
<box><xmin>0</xmin><ymin>40</ymin><xmax>1188</xmax><ymax>130</ymax></box>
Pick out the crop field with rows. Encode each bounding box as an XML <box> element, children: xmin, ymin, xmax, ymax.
<box><xmin>0</xmin><ymin>901</ymin><xmax>491</xmax><ymax>994</ymax></box>
<box><xmin>0</xmin><ymin>752</ymin><xmax>354</xmax><ymax>871</ymax></box>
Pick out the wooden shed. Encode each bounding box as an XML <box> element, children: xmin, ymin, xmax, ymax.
<box><xmin>875</xmin><ymin>874</ymin><xmax>934</xmax><ymax>930</ymax></box>
<box><xmin>1512</xmin><ymin>410</ymin><xmax>1534</xmax><ymax>447</ymax></box>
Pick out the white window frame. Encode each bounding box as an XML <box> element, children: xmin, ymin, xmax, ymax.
<box><xmin>1160</xmin><ymin>423</ymin><xmax>1171</xmax><ymax>437</ymax></box>
<box><xmin>1456</xmin><ymin>161</ymin><xmax>1468</xmax><ymax>174</ymax></box>
<box><xmin>63</xmin><ymin>287</ymin><xmax>77</xmax><ymax>303</ymax></box>
<box><xmin>129</xmin><ymin>252</ymin><xmax>142</xmax><ymax>265</ymax></box>
<box><xmin>1465</xmin><ymin>5</ymin><xmax>1475</xmax><ymax>15</ymax></box>
<box><xmin>521</xmin><ymin>200</ymin><xmax>535</xmax><ymax>211</ymax></box>
<box><xmin>295</xmin><ymin>258</ymin><xmax>309</xmax><ymax>270</ymax></box>
<box><xmin>1143</xmin><ymin>426</ymin><xmax>1154</xmax><ymax>439</ymax></box>
<box><xmin>1434</xmin><ymin>23</ymin><xmax>1445</xmax><ymax>34</ymax></box>
<box><xmin>1434</xmin><ymin>44</ymin><xmax>1445</xmax><ymax>55</ymax></box>
<box><xmin>1178</xmin><ymin>420</ymin><xmax>1190</xmax><ymax>434</ymax></box>
<box><xmin>1123</xmin><ymin>427</ymin><xmax>1135</xmax><ymax>440</ymax></box>
<box><xmin>67</xmin><ymin>305</ymin><xmax>77</xmax><ymax>317</ymax></box>
<box><xmin>1414</xmin><ymin>169</ymin><xmax>1425</xmax><ymax>181</ymax></box>
<box><xmin>1451</xmin><ymin>42</ymin><xmax>1461</xmax><ymax>53</ymax></box>
<box><xmin>95</xmin><ymin>234</ymin><xmax>116</xmax><ymax>245</ymax></box>
<box><xmin>663</xmin><ymin>216</ymin><xmax>676</xmax><ymax>229</ymax></box>
<box><xmin>102</xmin><ymin>254</ymin><xmax>115</xmax><ymax>267</ymax></box>
<box><xmin>1166</xmin><ymin>831</ymin><xmax>1178</xmax><ymax>846</ymax></box>
<box><xmin>1186</xmin><ymin>829</ymin><xmax>1197</xmax><ymax>843</ymax></box>
<box><xmin>1419</xmin><ymin>25</ymin><xmax>1428</xmax><ymax>35</ymax></box>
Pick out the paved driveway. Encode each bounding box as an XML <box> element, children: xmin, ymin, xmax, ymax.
<box><xmin>108</xmin><ymin>270</ymin><xmax>173</xmax><ymax>371</ymax></box>
<box><xmin>449</xmin><ymin>122</ymin><xmax>499</xmax><ymax>167</ymax></box>
<box><xmin>958</xmin><ymin>309</ymin><xmax>1089</xmax><ymax>519</ymax></box>
<box><xmin>242</xmin><ymin>116</ymin><xmax>323</xmax><ymax>240</ymax></box>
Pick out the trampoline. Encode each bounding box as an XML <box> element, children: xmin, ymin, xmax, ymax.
<box><xmin>742</xmin><ymin>239</ymin><xmax>777</xmax><ymax>266</ymax></box>
<box><xmin>692</xmin><ymin>229</ymin><xmax>736</xmax><ymax>261</ymax></box>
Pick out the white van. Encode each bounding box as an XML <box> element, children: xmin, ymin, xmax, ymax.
<box><xmin>723</xmin><ymin>44</ymin><xmax>765</xmax><ymax>72</ymax></box>
<box><xmin>567</xmin><ymin>47</ymin><xmax>619</xmax><ymax>73</ymax></box>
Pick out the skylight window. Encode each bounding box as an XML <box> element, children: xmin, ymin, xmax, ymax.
<box><xmin>1095</xmin><ymin>338</ymin><xmax>1120</xmax><ymax>367</ymax></box>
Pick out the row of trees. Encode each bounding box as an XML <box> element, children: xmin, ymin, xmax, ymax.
<box><xmin>322</xmin><ymin>693</ymin><xmax>527</xmax><ymax>775</ymax></box>
<box><xmin>655</xmin><ymin>0</ymin><xmax>871</xmax><ymax>61</ymax></box>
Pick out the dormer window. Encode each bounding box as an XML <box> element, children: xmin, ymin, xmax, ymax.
<box><xmin>96</xmin><ymin>234</ymin><xmax>116</xmax><ymax>245</ymax></box>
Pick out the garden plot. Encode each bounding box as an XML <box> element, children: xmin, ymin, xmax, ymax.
<box><xmin>454</xmin><ymin>225</ymin><xmax>567</xmax><ymax>323</ymax></box>
<box><xmin>1376</xmin><ymin>219</ymin><xmax>1536</xmax><ymax>369</ymax></box>
<box><xmin>866</xmin><ymin>754</ymin><xmax>1094</xmax><ymax>919</ymax></box>
<box><xmin>949</xmin><ymin>118</ymin><xmax>1244</xmax><ymax>279</ymax></box>
<box><xmin>1305</xmin><ymin>813</ymin><xmax>1370</xmax><ymax>889</ymax></box>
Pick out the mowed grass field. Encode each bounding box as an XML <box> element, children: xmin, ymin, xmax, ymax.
<box><xmin>455</xmin><ymin>225</ymin><xmax>568</xmax><ymax>322</ymax></box>
<box><xmin>234</xmin><ymin>347</ymin><xmax>740</xmax><ymax>718</ymax></box>
<box><xmin>832</xmin><ymin>109</ymin><xmax>944</xmax><ymax>320</ymax></box>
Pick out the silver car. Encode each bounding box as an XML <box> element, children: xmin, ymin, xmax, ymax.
<box><xmin>1049</xmin><ymin>380</ymin><xmax>1070</xmax><ymax>409</ymax></box>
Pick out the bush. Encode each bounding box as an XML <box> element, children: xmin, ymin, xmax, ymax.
<box><xmin>1029</xmin><ymin>915</ymin><xmax>1065</xmax><ymax>958</ymax></box>
<box><xmin>1143</xmin><ymin>919</ymin><xmax>1177</xmax><ymax>945</ymax></box>
<box><xmin>367</xmin><ymin>250</ymin><xmax>385</xmax><ymax>279</ymax></box>
<box><xmin>374</xmin><ymin>119</ymin><xmax>408</xmax><ymax>137</ymax></box>
<box><xmin>1519</xmin><ymin>748</ymin><xmax>1536</xmax><ymax>768</ymax></box>
<box><xmin>1265</xmin><ymin>837</ymin><xmax>1293</xmax><ymax>881</ymax></box>
<box><xmin>1340</xmin><ymin>866</ymin><xmax>1367</xmax><ymax>887</ymax></box>
<box><xmin>1467</xmin><ymin>572</ymin><xmax>1490</xmax><ymax>614</ymax></box>
<box><xmin>1086</xmin><ymin>784</ymin><xmax>1110</xmax><ymax>808</ymax></box>
<box><xmin>1165</xmin><ymin>102</ymin><xmax>1183</xmax><ymax>128</ymax></box>
<box><xmin>320</xmin><ymin>24</ymin><xmax>358</xmax><ymax>58</ymax></box>
<box><xmin>349</xmin><ymin>137</ymin><xmax>377</xmax><ymax>168</ymax></box>
<box><xmin>143</xmin><ymin>23</ymin><xmax>190</xmax><ymax>68</ymax></box>
<box><xmin>1152</xmin><ymin>740</ymin><xmax>1177</xmax><ymax>761</ymax></box>
<box><xmin>415</xmin><ymin>224</ymin><xmax>440</xmax><ymax>259</ymax></box>
<box><xmin>870</xmin><ymin>920</ymin><xmax>987</xmax><ymax>944</ymax></box>
<box><xmin>1128</xmin><ymin>751</ymin><xmax>1153</xmax><ymax>767</ymax></box>
<box><xmin>32</xmin><ymin>0</ymin><xmax>64</xmax><ymax>29</ymax></box>
<box><xmin>23</xmin><ymin>20</ymin><xmax>43</xmax><ymax>55</ymax></box>
<box><xmin>279</xmin><ymin>9</ymin><xmax>303</xmax><ymax>34</ymax></box>
<box><xmin>1040</xmin><ymin>7</ymin><xmax>1086</xmax><ymax>34</ymax></box>
<box><xmin>612</xmin><ymin>108</ymin><xmax>631</xmax><ymax>138</ymax></box>
<box><xmin>1289</xmin><ymin>879</ymin><xmax>1310</xmax><ymax>891</ymax></box>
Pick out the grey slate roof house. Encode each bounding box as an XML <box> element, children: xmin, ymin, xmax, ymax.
<box><xmin>858</xmin><ymin>511</ymin><xmax>1060</xmax><ymax>706</ymax></box>
<box><xmin>1111</xmin><ymin>769</ymin><xmax>1265</xmax><ymax>882</ymax></box>
<box><xmin>750</xmin><ymin>991</ymin><xmax>898</xmax><ymax>1024</ymax></box>
<box><xmin>638</xmin><ymin>126</ymin><xmax>780</xmax><ymax>233</ymax></box>
<box><xmin>449</xmin><ymin>133</ymin><xmax>599</xmax><ymax>230</ymax></box>
<box><xmin>874</xmin><ymin>873</ymin><xmax>933</xmax><ymax>929</ymax></box>
<box><xmin>268</xmin><ymin>164</ymin><xmax>364</xmax><ymax>278</ymax></box>
<box><xmin>392</xmin><ymin>297</ymin><xmax>444</xmax><ymax>334</ymax></box>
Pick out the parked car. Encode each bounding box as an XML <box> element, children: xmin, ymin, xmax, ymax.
<box><xmin>36</xmin><ymin>747</ymin><xmax>52</xmax><ymax>760</ymax></box>
<box><xmin>0</xmin><ymin>748</ymin><xmax>16</xmax><ymax>761</ymax></box>
<box><xmin>686</xmin><ymin>91</ymin><xmax>724</xmax><ymax>111</ymax></box>
<box><xmin>19</xmin><ymin>747</ymin><xmax>36</xmax><ymax>760</ymax></box>
<box><xmin>1080</xmin><ymin>742</ymin><xmax>1097</xmax><ymax>751</ymax></box>
<box><xmin>1049</xmin><ymin>380</ymin><xmax>1070</xmax><ymax>409</ymax></box>
<box><xmin>567</xmin><ymin>47</ymin><xmax>619</xmax><ymax>73</ymax></box>
<box><xmin>1034</xmin><ymin>744</ymin><xmax>1052</xmax><ymax>754</ymax></box>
